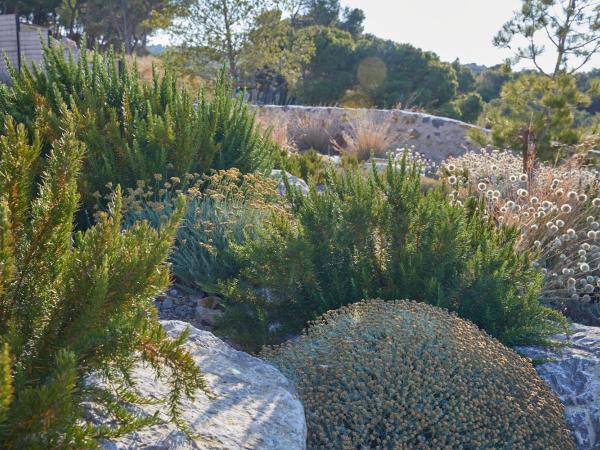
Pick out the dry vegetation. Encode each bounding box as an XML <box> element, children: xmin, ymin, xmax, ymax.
<box><xmin>333</xmin><ymin>113</ymin><xmax>398</xmax><ymax>160</ymax></box>
<box><xmin>288</xmin><ymin>113</ymin><xmax>336</xmax><ymax>153</ymax></box>
<box><xmin>443</xmin><ymin>149</ymin><xmax>600</xmax><ymax>323</ymax></box>
<box><xmin>126</xmin><ymin>55</ymin><xmax>206</xmax><ymax>94</ymax></box>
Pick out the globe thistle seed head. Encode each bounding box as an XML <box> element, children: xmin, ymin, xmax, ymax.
<box><xmin>561</xmin><ymin>204</ymin><xmax>572</xmax><ymax>213</ymax></box>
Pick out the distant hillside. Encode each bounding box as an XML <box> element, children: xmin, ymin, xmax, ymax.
<box><xmin>463</xmin><ymin>63</ymin><xmax>487</xmax><ymax>74</ymax></box>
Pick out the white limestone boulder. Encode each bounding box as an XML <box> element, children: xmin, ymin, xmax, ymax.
<box><xmin>96</xmin><ymin>320</ymin><xmax>307</xmax><ymax>450</ymax></box>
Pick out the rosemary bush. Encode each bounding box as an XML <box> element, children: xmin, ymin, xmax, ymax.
<box><xmin>0</xmin><ymin>116</ymin><xmax>207</xmax><ymax>448</ymax></box>
<box><xmin>0</xmin><ymin>44</ymin><xmax>276</xmax><ymax>222</ymax></box>
<box><xmin>223</xmin><ymin>157</ymin><xmax>566</xmax><ymax>349</ymax></box>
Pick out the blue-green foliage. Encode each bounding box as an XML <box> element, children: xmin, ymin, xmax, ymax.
<box><xmin>122</xmin><ymin>171</ymin><xmax>279</xmax><ymax>295</ymax></box>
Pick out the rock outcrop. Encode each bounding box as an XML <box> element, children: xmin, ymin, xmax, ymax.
<box><xmin>257</xmin><ymin>105</ymin><xmax>488</xmax><ymax>162</ymax></box>
<box><xmin>518</xmin><ymin>324</ymin><xmax>600</xmax><ymax>449</ymax></box>
<box><xmin>96</xmin><ymin>321</ymin><xmax>307</xmax><ymax>450</ymax></box>
<box><xmin>270</xmin><ymin>169</ymin><xmax>310</xmax><ymax>196</ymax></box>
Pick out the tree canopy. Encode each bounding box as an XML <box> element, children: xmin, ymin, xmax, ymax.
<box><xmin>494</xmin><ymin>0</ymin><xmax>600</xmax><ymax>77</ymax></box>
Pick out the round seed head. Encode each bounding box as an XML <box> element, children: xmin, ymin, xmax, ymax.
<box><xmin>561</xmin><ymin>204</ymin><xmax>572</xmax><ymax>213</ymax></box>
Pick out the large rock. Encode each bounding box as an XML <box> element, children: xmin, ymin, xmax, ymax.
<box><xmin>518</xmin><ymin>324</ymin><xmax>600</xmax><ymax>449</ymax></box>
<box><xmin>270</xmin><ymin>169</ymin><xmax>309</xmax><ymax>196</ymax></box>
<box><xmin>97</xmin><ymin>321</ymin><xmax>307</xmax><ymax>450</ymax></box>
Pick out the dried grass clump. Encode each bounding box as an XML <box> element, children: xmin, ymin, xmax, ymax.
<box><xmin>289</xmin><ymin>114</ymin><xmax>336</xmax><ymax>154</ymax></box>
<box><xmin>334</xmin><ymin>113</ymin><xmax>398</xmax><ymax>160</ymax></box>
<box><xmin>264</xmin><ymin>299</ymin><xmax>574</xmax><ymax>449</ymax></box>
<box><xmin>255</xmin><ymin>113</ymin><xmax>297</xmax><ymax>153</ymax></box>
<box><xmin>442</xmin><ymin>148</ymin><xmax>600</xmax><ymax>324</ymax></box>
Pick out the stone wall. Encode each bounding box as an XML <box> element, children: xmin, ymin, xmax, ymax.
<box><xmin>256</xmin><ymin>105</ymin><xmax>489</xmax><ymax>162</ymax></box>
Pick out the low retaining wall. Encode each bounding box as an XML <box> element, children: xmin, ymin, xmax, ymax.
<box><xmin>257</xmin><ymin>105</ymin><xmax>489</xmax><ymax>162</ymax></box>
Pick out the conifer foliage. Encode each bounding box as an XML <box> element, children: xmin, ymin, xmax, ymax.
<box><xmin>0</xmin><ymin>115</ymin><xmax>207</xmax><ymax>448</ymax></box>
<box><xmin>224</xmin><ymin>157</ymin><xmax>567</xmax><ymax>349</ymax></box>
<box><xmin>0</xmin><ymin>44</ymin><xmax>276</xmax><ymax>217</ymax></box>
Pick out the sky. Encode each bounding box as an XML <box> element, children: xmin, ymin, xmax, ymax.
<box><xmin>152</xmin><ymin>0</ymin><xmax>600</xmax><ymax>72</ymax></box>
<box><xmin>339</xmin><ymin>0</ymin><xmax>600</xmax><ymax>71</ymax></box>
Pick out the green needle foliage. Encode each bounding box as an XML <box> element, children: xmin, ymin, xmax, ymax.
<box><xmin>0</xmin><ymin>115</ymin><xmax>208</xmax><ymax>448</ymax></box>
<box><xmin>0</xmin><ymin>43</ymin><xmax>276</xmax><ymax>222</ymax></box>
<box><xmin>223</xmin><ymin>156</ymin><xmax>567</xmax><ymax>349</ymax></box>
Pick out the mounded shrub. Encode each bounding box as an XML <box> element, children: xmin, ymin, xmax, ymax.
<box><xmin>0</xmin><ymin>115</ymin><xmax>207</xmax><ymax>447</ymax></box>
<box><xmin>264</xmin><ymin>299</ymin><xmax>575</xmax><ymax>449</ymax></box>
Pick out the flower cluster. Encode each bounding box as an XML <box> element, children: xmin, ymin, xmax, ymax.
<box><xmin>108</xmin><ymin>169</ymin><xmax>286</xmax><ymax>293</ymax></box>
<box><xmin>391</xmin><ymin>146</ymin><xmax>439</xmax><ymax>177</ymax></box>
<box><xmin>442</xmin><ymin>148</ymin><xmax>600</xmax><ymax>323</ymax></box>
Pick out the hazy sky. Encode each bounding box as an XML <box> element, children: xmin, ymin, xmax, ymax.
<box><xmin>340</xmin><ymin>0</ymin><xmax>600</xmax><ymax>70</ymax></box>
<box><xmin>153</xmin><ymin>0</ymin><xmax>600</xmax><ymax>71</ymax></box>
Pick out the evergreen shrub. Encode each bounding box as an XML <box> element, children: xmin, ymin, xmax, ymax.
<box><xmin>0</xmin><ymin>44</ymin><xmax>276</xmax><ymax>221</ymax></box>
<box><xmin>0</xmin><ymin>116</ymin><xmax>207</xmax><ymax>448</ymax></box>
<box><xmin>264</xmin><ymin>299</ymin><xmax>575</xmax><ymax>449</ymax></box>
<box><xmin>120</xmin><ymin>169</ymin><xmax>284</xmax><ymax>295</ymax></box>
<box><xmin>223</xmin><ymin>157</ymin><xmax>567</xmax><ymax>349</ymax></box>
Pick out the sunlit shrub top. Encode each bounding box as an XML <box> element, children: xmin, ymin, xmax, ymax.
<box><xmin>113</xmin><ymin>169</ymin><xmax>287</xmax><ymax>293</ymax></box>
